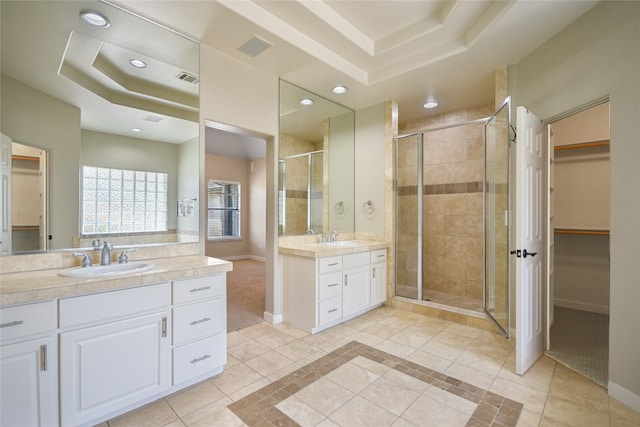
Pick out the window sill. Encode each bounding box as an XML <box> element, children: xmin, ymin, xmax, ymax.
<box><xmin>208</xmin><ymin>237</ymin><xmax>242</xmax><ymax>243</ymax></box>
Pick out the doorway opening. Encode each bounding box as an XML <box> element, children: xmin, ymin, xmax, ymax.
<box><xmin>7</xmin><ymin>140</ymin><xmax>48</xmax><ymax>253</ymax></box>
<box><xmin>204</xmin><ymin>120</ymin><xmax>268</xmax><ymax>332</ymax></box>
<box><xmin>545</xmin><ymin>100</ymin><xmax>610</xmax><ymax>387</ymax></box>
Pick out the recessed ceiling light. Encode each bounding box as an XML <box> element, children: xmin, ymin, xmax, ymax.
<box><xmin>129</xmin><ymin>59</ymin><xmax>147</xmax><ymax>68</ymax></box>
<box><xmin>300</xmin><ymin>98</ymin><xmax>314</xmax><ymax>106</ymax></box>
<box><xmin>423</xmin><ymin>101</ymin><xmax>439</xmax><ymax>109</ymax></box>
<box><xmin>80</xmin><ymin>10</ymin><xmax>110</xmax><ymax>28</ymax></box>
<box><xmin>132</xmin><ymin>128</ymin><xmax>141</xmax><ymax>132</ymax></box>
<box><xmin>332</xmin><ymin>85</ymin><xmax>348</xmax><ymax>94</ymax></box>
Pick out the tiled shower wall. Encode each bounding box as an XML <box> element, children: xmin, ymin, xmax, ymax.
<box><xmin>397</xmin><ymin>106</ymin><xmax>494</xmax><ymax>302</ymax></box>
<box><xmin>279</xmin><ymin>134</ymin><xmax>323</xmax><ymax>235</ymax></box>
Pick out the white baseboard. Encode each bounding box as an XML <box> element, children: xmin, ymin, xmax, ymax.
<box><xmin>264</xmin><ymin>312</ymin><xmax>282</xmax><ymax>324</ymax></box>
<box><xmin>554</xmin><ymin>298</ymin><xmax>609</xmax><ymax>315</ymax></box>
<box><xmin>608</xmin><ymin>381</ymin><xmax>640</xmax><ymax>413</ymax></box>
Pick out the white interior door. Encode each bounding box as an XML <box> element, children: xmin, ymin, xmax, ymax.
<box><xmin>515</xmin><ymin>106</ymin><xmax>547</xmax><ymax>375</ymax></box>
<box><xmin>0</xmin><ymin>133</ymin><xmax>12</xmax><ymax>255</ymax></box>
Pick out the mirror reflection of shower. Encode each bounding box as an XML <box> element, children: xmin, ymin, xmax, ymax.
<box><xmin>279</xmin><ymin>150</ymin><xmax>324</xmax><ymax>236</ymax></box>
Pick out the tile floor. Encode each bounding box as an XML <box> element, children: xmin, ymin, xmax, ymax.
<box><xmin>104</xmin><ymin>306</ymin><xmax>640</xmax><ymax>427</ymax></box>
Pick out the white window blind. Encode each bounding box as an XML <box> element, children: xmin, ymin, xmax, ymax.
<box><xmin>81</xmin><ymin>166</ymin><xmax>168</xmax><ymax>235</ymax></box>
<box><xmin>207</xmin><ymin>180</ymin><xmax>240</xmax><ymax>239</ymax></box>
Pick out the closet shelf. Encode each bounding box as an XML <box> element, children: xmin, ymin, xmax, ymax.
<box><xmin>12</xmin><ymin>225</ymin><xmax>40</xmax><ymax>231</ymax></box>
<box><xmin>554</xmin><ymin>228</ymin><xmax>609</xmax><ymax>236</ymax></box>
<box><xmin>554</xmin><ymin>140</ymin><xmax>609</xmax><ymax>151</ymax></box>
<box><xmin>11</xmin><ymin>155</ymin><xmax>40</xmax><ymax>161</ymax></box>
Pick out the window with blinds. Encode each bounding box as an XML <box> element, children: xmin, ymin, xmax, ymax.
<box><xmin>207</xmin><ymin>180</ymin><xmax>240</xmax><ymax>239</ymax></box>
<box><xmin>81</xmin><ymin>166</ymin><xmax>168</xmax><ymax>235</ymax></box>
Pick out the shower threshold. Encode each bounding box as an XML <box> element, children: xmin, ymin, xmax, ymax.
<box><xmin>395</xmin><ymin>286</ymin><xmax>484</xmax><ymax>315</ymax></box>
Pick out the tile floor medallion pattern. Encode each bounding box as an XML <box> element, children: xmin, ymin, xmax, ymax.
<box><xmin>227</xmin><ymin>341</ymin><xmax>523</xmax><ymax>427</ymax></box>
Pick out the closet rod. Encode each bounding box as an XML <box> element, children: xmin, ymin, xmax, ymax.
<box><xmin>554</xmin><ymin>228</ymin><xmax>609</xmax><ymax>236</ymax></box>
<box><xmin>554</xmin><ymin>140</ymin><xmax>609</xmax><ymax>151</ymax></box>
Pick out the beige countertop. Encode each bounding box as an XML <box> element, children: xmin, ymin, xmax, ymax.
<box><xmin>278</xmin><ymin>239</ymin><xmax>388</xmax><ymax>258</ymax></box>
<box><xmin>0</xmin><ymin>256</ymin><xmax>233</xmax><ymax>307</ymax></box>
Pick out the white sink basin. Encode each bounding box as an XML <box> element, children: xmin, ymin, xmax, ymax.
<box><xmin>59</xmin><ymin>261</ymin><xmax>155</xmax><ymax>278</ymax></box>
<box><xmin>323</xmin><ymin>241</ymin><xmax>359</xmax><ymax>247</ymax></box>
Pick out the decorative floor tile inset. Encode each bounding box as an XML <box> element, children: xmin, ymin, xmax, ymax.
<box><xmin>227</xmin><ymin>341</ymin><xmax>523</xmax><ymax>427</ymax></box>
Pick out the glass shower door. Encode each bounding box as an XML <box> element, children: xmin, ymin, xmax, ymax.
<box><xmin>484</xmin><ymin>98</ymin><xmax>511</xmax><ymax>336</ymax></box>
<box><xmin>395</xmin><ymin>134</ymin><xmax>422</xmax><ymax>299</ymax></box>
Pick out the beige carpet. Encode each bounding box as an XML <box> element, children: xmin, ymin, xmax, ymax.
<box><xmin>547</xmin><ymin>306</ymin><xmax>609</xmax><ymax>387</ymax></box>
<box><xmin>227</xmin><ymin>259</ymin><xmax>266</xmax><ymax>332</ymax></box>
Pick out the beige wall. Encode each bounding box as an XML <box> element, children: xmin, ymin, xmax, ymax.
<box><xmin>355</xmin><ymin>103</ymin><xmax>386</xmax><ymax>235</ymax></box>
<box><xmin>510</xmin><ymin>1</ymin><xmax>640</xmax><ymax>408</ymax></box>
<box><xmin>1</xmin><ymin>74</ymin><xmax>80</xmax><ymax>249</ymax></box>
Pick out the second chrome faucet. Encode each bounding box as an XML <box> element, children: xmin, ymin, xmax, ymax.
<box><xmin>101</xmin><ymin>241</ymin><xmax>113</xmax><ymax>265</ymax></box>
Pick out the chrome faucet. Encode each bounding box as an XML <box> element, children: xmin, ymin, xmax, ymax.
<box><xmin>101</xmin><ymin>241</ymin><xmax>113</xmax><ymax>265</ymax></box>
<box><xmin>118</xmin><ymin>248</ymin><xmax>135</xmax><ymax>264</ymax></box>
<box><xmin>330</xmin><ymin>230</ymin><xmax>338</xmax><ymax>243</ymax></box>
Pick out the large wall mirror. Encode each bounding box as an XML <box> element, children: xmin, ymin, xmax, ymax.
<box><xmin>0</xmin><ymin>1</ymin><xmax>200</xmax><ymax>255</ymax></box>
<box><xmin>278</xmin><ymin>80</ymin><xmax>355</xmax><ymax>237</ymax></box>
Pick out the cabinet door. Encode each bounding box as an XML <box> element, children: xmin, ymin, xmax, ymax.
<box><xmin>0</xmin><ymin>335</ymin><xmax>57</xmax><ymax>427</ymax></box>
<box><xmin>371</xmin><ymin>262</ymin><xmax>387</xmax><ymax>306</ymax></box>
<box><xmin>343</xmin><ymin>265</ymin><xmax>371</xmax><ymax>318</ymax></box>
<box><xmin>60</xmin><ymin>312</ymin><xmax>171</xmax><ymax>426</ymax></box>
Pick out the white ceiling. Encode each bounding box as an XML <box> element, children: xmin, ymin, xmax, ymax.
<box><xmin>117</xmin><ymin>0</ymin><xmax>599</xmax><ymax>126</ymax></box>
<box><xmin>2</xmin><ymin>1</ymin><xmax>600</xmax><ymax>158</ymax></box>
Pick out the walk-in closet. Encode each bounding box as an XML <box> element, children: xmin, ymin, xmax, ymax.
<box><xmin>547</xmin><ymin>101</ymin><xmax>610</xmax><ymax>387</ymax></box>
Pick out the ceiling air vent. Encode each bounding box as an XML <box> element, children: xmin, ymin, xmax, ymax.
<box><xmin>238</xmin><ymin>35</ymin><xmax>272</xmax><ymax>58</ymax></box>
<box><xmin>144</xmin><ymin>115</ymin><xmax>163</xmax><ymax>123</ymax></box>
<box><xmin>176</xmin><ymin>71</ymin><xmax>199</xmax><ymax>85</ymax></box>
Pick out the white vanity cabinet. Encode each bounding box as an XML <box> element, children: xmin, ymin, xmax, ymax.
<box><xmin>342</xmin><ymin>252</ymin><xmax>371</xmax><ymax>318</ymax></box>
<box><xmin>59</xmin><ymin>283</ymin><xmax>172</xmax><ymax>427</ymax></box>
<box><xmin>370</xmin><ymin>249</ymin><xmax>387</xmax><ymax>306</ymax></box>
<box><xmin>171</xmin><ymin>274</ymin><xmax>227</xmax><ymax>385</ymax></box>
<box><xmin>0</xmin><ymin>301</ymin><xmax>58</xmax><ymax>427</ymax></box>
<box><xmin>283</xmin><ymin>248</ymin><xmax>386</xmax><ymax>334</ymax></box>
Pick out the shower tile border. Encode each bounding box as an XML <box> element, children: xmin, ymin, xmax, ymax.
<box><xmin>227</xmin><ymin>340</ymin><xmax>523</xmax><ymax>427</ymax></box>
<box><xmin>397</xmin><ymin>181</ymin><xmax>509</xmax><ymax>196</ymax></box>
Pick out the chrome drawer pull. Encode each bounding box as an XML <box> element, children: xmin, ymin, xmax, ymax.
<box><xmin>328</xmin><ymin>262</ymin><xmax>338</xmax><ymax>266</ymax></box>
<box><xmin>328</xmin><ymin>283</ymin><xmax>339</xmax><ymax>287</ymax></box>
<box><xmin>0</xmin><ymin>320</ymin><xmax>24</xmax><ymax>328</ymax></box>
<box><xmin>190</xmin><ymin>317</ymin><xmax>211</xmax><ymax>326</ymax></box>
<box><xmin>377</xmin><ymin>254</ymin><xmax>385</xmax><ymax>258</ymax></box>
<box><xmin>40</xmin><ymin>345</ymin><xmax>47</xmax><ymax>372</ymax></box>
<box><xmin>190</xmin><ymin>354</ymin><xmax>211</xmax><ymax>364</ymax></box>
<box><xmin>328</xmin><ymin>308</ymin><xmax>338</xmax><ymax>313</ymax></box>
<box><xmin>162</xmin><ymin>317</ymin><xmax>167</xmax><ymax>338</ymax></box>
<box><xmin>189</xmin><ymin>286</ymin><xmax>211</xmax><ymax>293</ymax></box>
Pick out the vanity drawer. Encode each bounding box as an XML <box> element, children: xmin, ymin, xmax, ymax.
<box><xmin>59</xmin><ymin>283</ymin><xmax>170</xmax><ymax>329</ymax></box>
<box><xmin>0</xmin><ymin>300</ymin><xmax>56</xmax><ymax>342</ymax></box>
<box><xmin>173</xmin><ymin>334</ymin><xmax>225</xmax><ymax>385</ymax></box>
<box><xmin>371</xmin><ymin>249</ymin><xmax>387</xmax><ymax>264</ymax></box>
<box><xmin>319</xmin><ymin>256</ymin><xmax>342</xmax><ymax>274</ymax></box>
<box><xmin>173</xmin><ymin>274</ymin><xmax>225</xmax><ymax>305</ymax></box>
<box><xmin>343</xmin><ymin>252</ymin><xmax>370</xmax><ymax>269</ymax></box>
<box><xmin>318</xmin><ymin>271</ymin><xmax>342</xmax><ymax>301</ymax></box>
<box><xmin>318</xmin><ymin>296</ymin><xmax>342</xmax><ymax>325</ymax></box>
<box><xmin>173</xmin><ymin>298</ymin><xmax>225</xmax><ymax>345</ymax></box>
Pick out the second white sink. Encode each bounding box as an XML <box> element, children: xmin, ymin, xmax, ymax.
<box><xmin>323</xmin><ymin>241</ymin><xmax>359</xmax><ymax>247</ymax></box>
<box><xmin>60</xmin><ymin>261</ymin><xmax>155</xmax><ymax>278</ymax></box>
